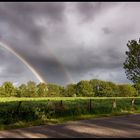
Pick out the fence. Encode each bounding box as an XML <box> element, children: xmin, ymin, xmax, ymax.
<box><xmin>0</xmin><ymin>97</ymin><xmax>140</xmax><ymax>125</ymax></box>
<box><xmin>11</xmin><ymin>97</ymin><xmax>140</xmax><ymax>117</ymax></box>
<box><xmin>6</xmin><ymin>97</ymin><xmax>140</xmax><ymax>112</ymax></box>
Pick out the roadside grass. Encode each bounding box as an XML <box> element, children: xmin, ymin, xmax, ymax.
<box><xmin>0</xmin><ymin>97</ymin><xmax>140</xmax><ymax>131</ymax></box>
<box><xmin>0</xmin><ymin>109</ymin><xmax>139</xmax><ymax>131</ymax></box>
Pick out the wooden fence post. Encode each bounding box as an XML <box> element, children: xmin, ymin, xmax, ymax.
<box><xmin>15</xmin><ymin>101</ymin><xmax>22</xmax><ymax>114</ymax></box>
<box><xmin>89</xmin><ymin>99</ymin><xmax>92</xmax><ymax>112</ymax></box>
<box><xmin>113</xmin><ymin>99</ymin><xmax>117</xmax><ymax>109</ymax></box>
<box><xmin>60</xmin><ymin>100</ymin><xmax>63</xmax><ymax>107</ymax></box>
<box><xmin>131</xmin><ymin>98</ymin><xmax>135</xmax><ymax>107</ymax></box>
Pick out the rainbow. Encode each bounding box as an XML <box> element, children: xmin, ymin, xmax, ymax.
<box><xmin>0</xmin><ymin>42</ymin><xmax>46</xmax><ymax>83</ymax></box>
<box><xmin>45</xmin><ymin>47</ymin><xmax>74</xmax><ymax>84</ymax></box>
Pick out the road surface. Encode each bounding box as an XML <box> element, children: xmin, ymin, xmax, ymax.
<box><xmin>0</xmin><ymin>114</ymin><xmax>140</xmax><ymax>138</ymax></box>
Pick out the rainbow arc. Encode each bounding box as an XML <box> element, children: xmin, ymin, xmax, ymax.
<box><xmin>0</xmin><ymin>42</ymin><xmax>46</xmax><ymax>83</ymax></box>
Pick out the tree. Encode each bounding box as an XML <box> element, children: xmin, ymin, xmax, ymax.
<box><xmin>47</xmin><ymin>83</ymin><xmax>63</xmax><ymax>97</ymax></box>
<box><xmin>0</xmin><ymin>86</ymin><xmax>5</xmax><ymax>97</ymax></box>
<box><xmin>76</xmin><ymin>80</ymin><xmax>93</xmax><ymax>97</ymax></box>
<box><xmin>123</xmin><ymin>39</ymin><xmax>140</xmax><ymax>84</ymax></box>
<box><xmin>2</xmin><ymin>82</ymin><xmax>15</xmax><ymax>97</ymax></box>
<box><xmin>36</xmin><ymin>83</ymin><xmax>48</xmax><ymax>97</ymax></box>
<box><xmin>18</xmin><ymin>84</ymin><xmax>27</xmax><ymax>97</ymax></box>
<box><xmin>118</xmin><ymin>84</ymin><xmax>137</xmax><ymax>97</ymax></box>
<box><xmin>90</xmin><ymin>79</ymin><xmax>101</xmax><ymax>92</ymax></box>
<box><xmin>94</xmin><ymin>81</ymin><xmax>112</xmax><ymax>97</ymax></box>
<box><xmin>90</xmin><ymin>79</ymin><xmax>118</xmax><ymax>97</ymax></box>
<box><xmin>133</xmin><ymin>83</ymin><xmax>140</xmax><ymax>95</ymax></box>
<box><xmin>106</xmin><ymin>81</ymin><xmax>119</xmax><ymax>97</ymax></box>
<box><xmin>64</xmin><ymin>83</ymin><xmax>77</xmax><ymax>97</ymax></box>
<box><xmin>26</xmin><ymin>81</ymin><xmax>37</xmax><ymax>97</ymax></box>
<box><xmin>15</xmin><ymin>88</ymin><xmax>21</xmax><ymax>97</ymax></box>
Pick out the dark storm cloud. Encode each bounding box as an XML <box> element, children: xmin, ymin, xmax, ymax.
<box><xmin>59</xmin><ymin>46</ymin><xmax>123</xmax><ymax>75</ymax></box>
<box><xmin>0</xmin><ymin>2</ymin><xmax>139</xmax><ymax>85</ymax></box>
<box><xmin>75</xmin><ymin>2</ymin><xmax>102</xmax><ymax>22</ymax></box>
<box><xmin>0</xmin><ymin>2</ymin><xmax>65</xmax><ymax>45</ymax></box>
<box><xmin>75</xmin><ymin>2</ymin><xmax>120</xmax><ymax>23</ymax></box>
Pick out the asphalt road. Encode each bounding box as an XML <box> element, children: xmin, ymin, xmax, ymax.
<box><xmin>0</xmin><ymin>114</ymin><xmax>140</xmax><ymax>138</ymax></box>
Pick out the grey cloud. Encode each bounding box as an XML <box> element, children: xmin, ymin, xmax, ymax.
<box><xmin>75</xmin><ymin>2</ymin><xmax>121</xmax><ymax>23</ymax></box>
<box><xmin>62</xmin><ymin>46</ymin><xmax>123</xmax><ymax>74</ymax></box>
<box><xmin>0</xmin><ymin>2</ymin><xmax>66</xmax><ymax>46</ymax></box>
<box><xmin>23</xmin><ymin>55</ymin><xmax>71</xmax><ymax>85</ymax></box>
<box><xmin>76</xmin><ymin>2</ymin><xmax>102</xmax><ymax>22</ymax></box>
<box><xmin>0</xmin><ymin>2</ymin><xmax>139</xmax><ymax>85</ymax></box>
<box><xmin>22</xmin><ymin>42</ymin><xmax>124</xmax><ymax>85</ymax></box>
<box><xmin>102</xmin><ymin>27</ymin><xmax>113</xmax><ymax>35</ymax></box>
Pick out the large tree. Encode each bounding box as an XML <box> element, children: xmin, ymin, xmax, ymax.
<box><xmin>2</xmin><ymin>82</ymin><xmax>15</xmax><ymax>97</ymax></box>
<box><xmin>90</xmin><ymin>79</ymin><xmax>118</xmax><ymax>97</ymax></box>
<box><xmin>18</xmin><ymin>84</ymin><xmax>28</xmax><ymax>97</ymax></box>
<box><xmin>26</xmin><ymin>81</ymin><xmax>37</xmax><ymax>97</ymax></box>
<box><xmin>64</xmin><ymin>83</ymin><xmax>77</xmax><ymax>97</ymax></box>
<box><xmin>118</xmin><ymin>84</ymin><xmax>137</xmax><ymax>97</ymax></box>
<box><xmin>47</xmin><ymin>83</ymin><xmax>63</xmax><ymax>97</ymax></box>
<box><xmin>76</xmin><ymin>80</ymin><xmax>93</xmax><ymax>97</ymax></box>
<box><xmin>36</xmin><ymin>83</ymin><xmax>48</xmax><ymax>97</ymax></box>
<box><xmin>123</xmin><ymin>39</ymin><xmax>140</xmax><ymax>84</ymax></box>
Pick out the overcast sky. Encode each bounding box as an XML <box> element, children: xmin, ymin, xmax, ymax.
<box><xmin>0</xmin><ymin>2</ymin><xmax>139</xmax><ymax>86</ymax></box>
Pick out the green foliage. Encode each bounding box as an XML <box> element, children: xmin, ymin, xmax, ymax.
<box><xmin>26</xmin><ymin>81</ymin><xmax>37</xmax><ymax>97</ymax></box>
<box><xmin>123</xmin><ymin>39</ymin><xmax>140</xmax><ymax>84</ymax></box>
<box><xmin>118</xmin><ymin>84</ymin><xmax>137</xmax><ymax>97</ymax></box>
<box><xmin>47</xmin><ymin>83</ymin><xmax>64</xmax><ymax>97</ymax></box>
<box><xmin>18</xmin><ymin>84</ymin><xmax>27</xmax><ymax>97</ymax></box>
<box><xmin>0</xmin><ymin>86</ymin><xmax>5</xmax><ymax>97</ymax></box>
<box><xmin>15</xmin><ymin>88</ymin><xmax>21</xmax><ymax>97</ymax></box>
<box><xmin>90</xmin><ymin>79</ymin><xmax>102</xmax><ymax>92</ymax></box>
<box><xmin>134</xmin><ymin>83</ymin><xmax>140</xmax><ymax>95</ymax></box>
<box><xmin>108</xmin><ymin>82</ymin><xmax>119</xmax><ymax>96</ymax></box>
<box><xmin>0</xmin><ymin>97</ymin><xmax>140</xmax><ymax>126</ymax></box>
<box><xmin>36</xmin><ymin>83</ymin><xmax>48</xmax><ymax>97</ymax></box>
<box><xmin>90</xmin><ymin>79</ymin><xmax>118</xmax><ymax>97</ymax></box>
<box><xmin>0</xmin><ymin>79</ymin><xmax>139</xmax><ymax>97</ymax></box>
<box><xmin>76</xmin><ymin>80</ymin><xmax>93</xmax><ymax>97</ymax></box>
<box><xmin>1</xmin><ymin>82</ymin><xmax>15</xmax><ymax>97</ymax></box>
<box><xmin>63</xmin><ymin>84</ymin><xmax>77</xmax><ymax>97</ymax></box>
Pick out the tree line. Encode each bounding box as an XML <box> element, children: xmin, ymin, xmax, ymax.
<box><xmin>0</xmin><ymin>79</ymin><xmax>139</xmax><ymax>97</ymax></box>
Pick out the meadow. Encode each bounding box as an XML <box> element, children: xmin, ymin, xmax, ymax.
<box><xmin>0</xmin><ymin>97</ymin><xmax>140</xmax><ymax>130</ymax></box>
<box><xmin>1</xmin><ymin>96</ymin><xmax>140</xmax><ymax>102</ymax></box>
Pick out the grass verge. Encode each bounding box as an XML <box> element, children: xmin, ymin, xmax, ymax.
<box><xmin>0</xmin><ymin>111</ymin><xmax>139</xmax><ymax>131</ymax></box>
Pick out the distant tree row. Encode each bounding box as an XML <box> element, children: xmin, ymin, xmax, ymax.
<box><xmin>64</xmin><ymin>79</ymin><xmax>138</xmax><ymax>97</ymax></box>
<box><xmin>0</xmin><ymin>79</ymin><xmax>139</xmax><ymax>97</ymax></box>
<box><xmin>0</xmin><ymin>81</ymin><xmax>63</xmax><ymax>97</ymax></box>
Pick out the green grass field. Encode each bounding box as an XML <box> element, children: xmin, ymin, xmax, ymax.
<box><xmin>0</xmin><ymin>97</ymin><xmax>140</xmax><ymax>130</ymax></box>
<box><xmin>1</xmin><ymin>96</ymin><xmax>140</xmax><ymax>102</ymax></box>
